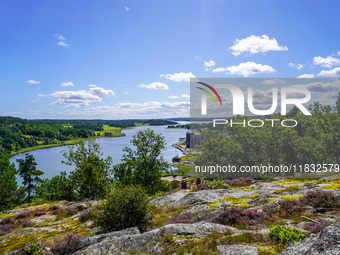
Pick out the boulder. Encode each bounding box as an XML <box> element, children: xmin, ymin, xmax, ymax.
<box><xmin>74</xmin><ymin>222</ymin><xmax>237</xmax><ymax>255</ymax></box>
<box><xmin>280</xmin><ymin>223</ymin><xmax>340</xmax><ymax>255</ymax></box>
<box><xmin>217</xmin><ymin>244</ymin><xmax>258</xmax><ymax>255</ymax></box>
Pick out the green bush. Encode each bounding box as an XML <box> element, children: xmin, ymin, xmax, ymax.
<box><xmin>270</xmin><ymin>225</ymin><xmax>309</xmax><ymax>247</ymax></box>
<box><xmin>96</xmin><ymin>185</ymin><xmax>151</xmax><ymax>232</ymax></box>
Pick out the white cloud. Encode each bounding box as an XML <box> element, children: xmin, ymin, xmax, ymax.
<box><xmin>262</xmin><ymin>78</ymin><xmax>285</xmax><ymax>85</ymax></box>
<box><xmin>212</xmin><ymin>66</ymin><xmax>228</xmax><ymax>73</ymax></box>
<box><xmin>181</xmin><ymin>94</ymin><xmax>190</xmax><ymax>98</ymax></box>
<box><xmin>89</xmin><ymin>86</ymin><xmax>115</xmax><ymax>96</ymax></box>
<box><xmin>124</xmin><ymin>91</ymin><xmax>129</xmax><ymax>95</ymax></box>
<box><xmin>139</xmin><ymin>82</ymin><xmax>169</xmax><ymax>90</ymax></box>
<box><xmin>61</xmin><ymin>82</ymin><xmax>74</xmax><ymax>87</ymax></box>
<box><xmin>40</xmin><ymin>85</ymin><xmax>115</xmax><ymax>108</ymax></box>
<box><xmin>195</xmin><ymin>56</ymin><xmax>202</xmax><ymax>60</ymax></box>
<box><xmin>27</xmin><ymin>80</ymin><xmax>40</xmax><ymax>84</ymax></box>
<box><xmin>229</xmin><ymin>35</ymin><xmax>288</xmax><ymax>56</ymax></box>
<box><xmin>168</xmin><ymin>95</ymin><xmax>179</xmax><ymax>99</ymax></box>
<box><xmin>313</xmin><ymin>56</ymin><xmax>340</xmax><ymax>68</ymax></box>
<box><xmin>297</xmin><ymin>74</ymin><xmax>315</xmax><ymax>78</ymax></box>
<box><xmin>125</xmin><ymin>6</ymin><xmax>130</xmax><ymax>11</ymax></box>
<box><xmin>54</xmin><ymin>34</ymin><xmax>66</xmax><ymax>41</ymax></box>
<box><xmin>338</xmin><ymin>52</ymin><xmax>340</xmax><ymax>56</ymax></box>
<box><xmin>50</xmin><ymin>90</ymin><xmax>103</xmax><ymax>107</ymax></box>
<box><xmin>214</xmin><ymin>62</ymin><xmax>276</xmax><ymax>77</ymax></box>
<box><xmin>160</xmin><ymin>72</ymin><xmax>195</xmax><ymax>82</ymax></box>
<box><xmin>318</xmin><ymin>67</ymin><xmax>340</xmax><ymax>77</ymax></box>
<box><xmin>289</xmin><ymin>63</ymin><xmax>304</xmax><ymax>70</ymax></box>
<box><xmin>88</xmin><ymin>84</ymin><xmax>97</xmax><ymax>87</ymax></box>
<box><xmin>58</xmin><ymin>41</ymin><xmax>69</xmax><ymax>47</ymax></box>
<box><xmin>204</xmin><ymin>60</ymin><xmax>216</xmax><ymax>68</ymax></box>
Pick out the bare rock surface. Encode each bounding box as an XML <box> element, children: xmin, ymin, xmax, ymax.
<box><xmin>280</xmin><ymin>223</ymin><xmax>340</xmax><ymax>255</ymax></box>
<box><xmin>217</xmin><ymin>244</ymin><xmax>259</xmax><ymax>255</ymax></box>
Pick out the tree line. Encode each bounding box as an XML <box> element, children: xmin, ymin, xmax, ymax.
<box><xmin>0</xmin><ymin>117</ymin><xmax>176</xmax><ymax>153</ymax></box>
<box><xmin>194</xmin><ymin>93</ymin><xmax>340</xmax><ymax>178</ymax></box>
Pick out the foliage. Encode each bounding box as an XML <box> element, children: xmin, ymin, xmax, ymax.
<box><xmin>114</xmin><ymin>129</ymin><xmax>169</xmax><ymax>194</ymax></box>
<box><xmin>17</xmin><ymin>153</ymin><xmax>44</xmax><ymax>203</ymax></box>
<box><xmin>300</xmin><ymin>190</ymin><xmax>340</xmax><ymax>208</ymax></box>
<box><xmin>33</xmin><ymin>208</ymin><xmax>46</xmax><ymax>217</ymax></box>
<box><xmin>24</xmin><ymin>236</ymin><xmax>42</xmax><ymax>255</ymax></box>
<box><xmin>79</xmin><ymin>209</ymin><xmax>92</xmax><ymax>223</ymax></box>
<box><xmin>62</xmin><ymin>139</ymin><xmax>112</xmax><ymax>199</ymax></box>
<box><xmin>270</xmin><ymin>225</ymin><xmax>309</xmax><ymax>247</ymax></box>
<box><xmin>36</xmin><ymin>171</ymin><xmax>77</xmax><ymax>201</ymax></box>
<box><xmin>224</xmin><ymin>178</ymin><xmax>254</xmax><ymax>187</ymax></box>
<box><xmin>277</xmin><ymin>199</ymin><xmax>304</xmax><ymax>217</ymax></box>
<box><xmin>0</xmin><ymin>154</ymin><xmax>19</xmax><ymax>212</ymax></box>
<box><xmin>96</xmin><ymin>185</ymin><xmax>151</xmax><ymax>232</ymax></box>
<box><xmin>51</xmin><ymin>233</ymin><xmax>83</xmax><ymax>255</ymax></box>
<box><xmin>211</xmin><ymin>206</ymin><xmax>275</xmax><ymax>229</ymax></box>
<box><xmin>194</xmin><ymin>102</ymin><xmax>340</xmax><ymax>178</ymax></box>
<box><xmin>302</xmin><ymin>220</ymin><xmax>332</xmax><ymax>233</ymax></box>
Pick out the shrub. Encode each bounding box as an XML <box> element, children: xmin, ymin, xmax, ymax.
<box><xmin>96</xmin><ymin>185</ymin><xmax>151</xmax><ymax>232</ymax></box>
<box><xmin>224</xmin><ymin>178</ymin><xmax>254</xmax><ymax>187</ymax></box>
<box><xmin>15</xmin><ymin>209</ymin><xmax>32</xmax><ymax>219</ymax></box>
<box><xmin>270</xmin><ymin>225</ymin><xmax>309</xmax><ymax>247</ymax></box>
<box><xmin>206</xmin><ymin>179</ymin><xmax>225</xmax><ymax>189</ymax></box>
<box><xmin>278</xmin><ymin>199</ymin><xmax>304</xmax><ymax>217</ymax></box>
<box><xmin>48</xmin><ymin>204</ymin><xmax>60</xmax><ymax>211</ymax></box>
<box><xmin>24</xmin><ymin>236</ymin><xmax>42</xmax><ymax>255</ymax></box>
<box><xmin>167</xmin><ymin>212</ymin><xmax>196</xmax><ymax>224</ymax></box>
<box><xmin>79</xmin><ymin>209</ymin><xmax>92</xmax><ymax>223</ymax></box>
<box><xmin>67</xmin><ymin>207</ymin><xmax>78</xmax><ymax>216</ymax></box>
<box><xmin>34</xmin><ymin>208</ymin><xmax>46</xmax><ymax>217</ymax></box>
<box><xmin>302</xmin><ymin>220</ymin><xmax>332</xmax><ymax>233</ymax></box>
<box><xmin>1</xmin><ymin>217</ymin><xmax>14</xmax><ymax>225</ymax></box>
<box><xmin>211</xmin><ymin>206</ymin><xmax>275</xmax><ymax>228</ymax></box>
<box><xmin>51</xmin><ymin>233</ymin><xmax>83</xmax><ymax>255</ymax></box>
<box><xmin>299</xmin><ymin>190</ymin><xmax>340</xmax><ymax>208</ymax></box>
<box><xmin>20</xmin><ymin>219</ymin><xmax>32</xmax><ymax>227</ymax></box>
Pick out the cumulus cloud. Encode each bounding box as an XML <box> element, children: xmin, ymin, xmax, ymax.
<box><xmin>89</xmin><ymin>85</ymin><xmax>115</xmax><ymax>96</ymax></box>
<box><xmin>289</xmin><ymin>63</ymin><xmax>304</xmax><ymax>70</ymax></box>
<box><xmin>204</xmin><ymin>60</ymin><xmax>216</xmax><ymax>68</ymax></box>
<box><xmin>139</xmin><ymin>82</ymin><xmax>169</xmax><ymax>90</ymax></box>
<box><xmin>27</xmin><ymin>80</ymin><xmax>40</xmax><ymax>84</ymax></box>
<box><xmin>213</xmin><ymin>62</ymin><xmax>276</xmax><ymax>77</ymax></box>
<box><xmin>297</xmin><ymin>74</ymin><xmax>315</xmax><ymax>78</ymax></box>
<box><xmin>168</xmin><ymin>95</ymin><xmax>179</xmax><ymax>99</ymax></box>
<box><xmin>61</xmin><ymin>82</ymin><xmax>74</xmax><ymax>87</ymax></box>
<box><xmin>229</xmin><ymin>35</ymin><xmax>288</xmax><ymax>56</ymax></box>
<box><xmin>318</xmin><ymin>67</ymin><xmax>340</xmax><ymax>77</ymax></box>
<box><xmin>181</xmin><ymin>94</ymin><xmax>190</xmax><ymax>98</ymax></box>
<box><xmin>313</xmin><ymin>56</ymin><xmax>340</xmax><ymax>68</ymax></box>
<box><xmin>125</xmin><ymin>6</ymin><xmax>130</xmax><ymax>11</ymax></box>
<box><xmin>160</xmin><ymin>72</ymin><xmax>195</xmax><ymax>82</ymax></box>
<box><xmin>40</xmin><ymin>85</ymin><xmax>115</xmax><ymax>108</ymax></box>
<box><xmin>50</xmin><ymin>90</ymin><xmax>102</xmax><ymax>107</ymax></box>
<box><xmin>124</xmin><ymin>91</ymin><xmax>129</xmax><ymax>95</ymax></box>
<box><xmin>262</xmin><ymin>78</ymin><xmax>285</xmax><ymax>85</ymax></box>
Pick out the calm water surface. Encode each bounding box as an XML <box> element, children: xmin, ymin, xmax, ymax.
<box><xmin>10</xmin><ymin>125</ymin><xmax>189</xmax><ymax>181</ymax></box>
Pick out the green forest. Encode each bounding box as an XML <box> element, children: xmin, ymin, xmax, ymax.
<box><xmin>194</xmin><ymin>93</ymin><xmax>340</xmax><ymax>178</ymax></box>
<box><xmin>0</xmin><ymin>117</ymin><xmax>176</xmax><ymax>154</ymax></box>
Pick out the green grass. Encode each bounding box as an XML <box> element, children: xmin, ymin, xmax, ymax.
<box><xmin>13</xmin><ymin>125</ymin><xmax>126</xmax><ymax>155</ymax></box>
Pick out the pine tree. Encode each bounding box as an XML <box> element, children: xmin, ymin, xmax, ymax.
<box><xmin>17</xmin><ymin>153</ymin><xmax>44</xmax><ymax>203</ymax></box>
<box><xmin>0</xmin><ymin>154</ymin><xmax>18</xmax><ymax>211</ymax></box>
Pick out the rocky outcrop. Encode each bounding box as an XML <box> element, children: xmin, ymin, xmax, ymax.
<box><xmin>280</xmin><ymin>223</ymin><xmax>340</xmax><ymax>255</ymax></box>
<box><xmin>217</xmin><ymin>244</ymin><xmax>258</xmax><ymax>255</ymax></box>
<box><xmin>74</xmin><ymin>222</ymin><xmax>237</xmax><ymax>255</ymax></box>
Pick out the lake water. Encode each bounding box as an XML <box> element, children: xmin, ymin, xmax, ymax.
<box><xmin>10</xmin><ymin>125</ymin><xmax>189</xmax><ymax>181</ymax></box>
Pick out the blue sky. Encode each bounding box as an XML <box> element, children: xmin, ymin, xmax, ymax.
<box><xmin>1</xmin><ymin>0</ymin><xmax>340</xmax><ymax>119</ymax></box>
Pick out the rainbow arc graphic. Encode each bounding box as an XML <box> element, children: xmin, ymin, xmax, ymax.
<box><xmin>196</xmin><ymin>82</ymin><xmax>223</xmax><ymax>106</ymax></box>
